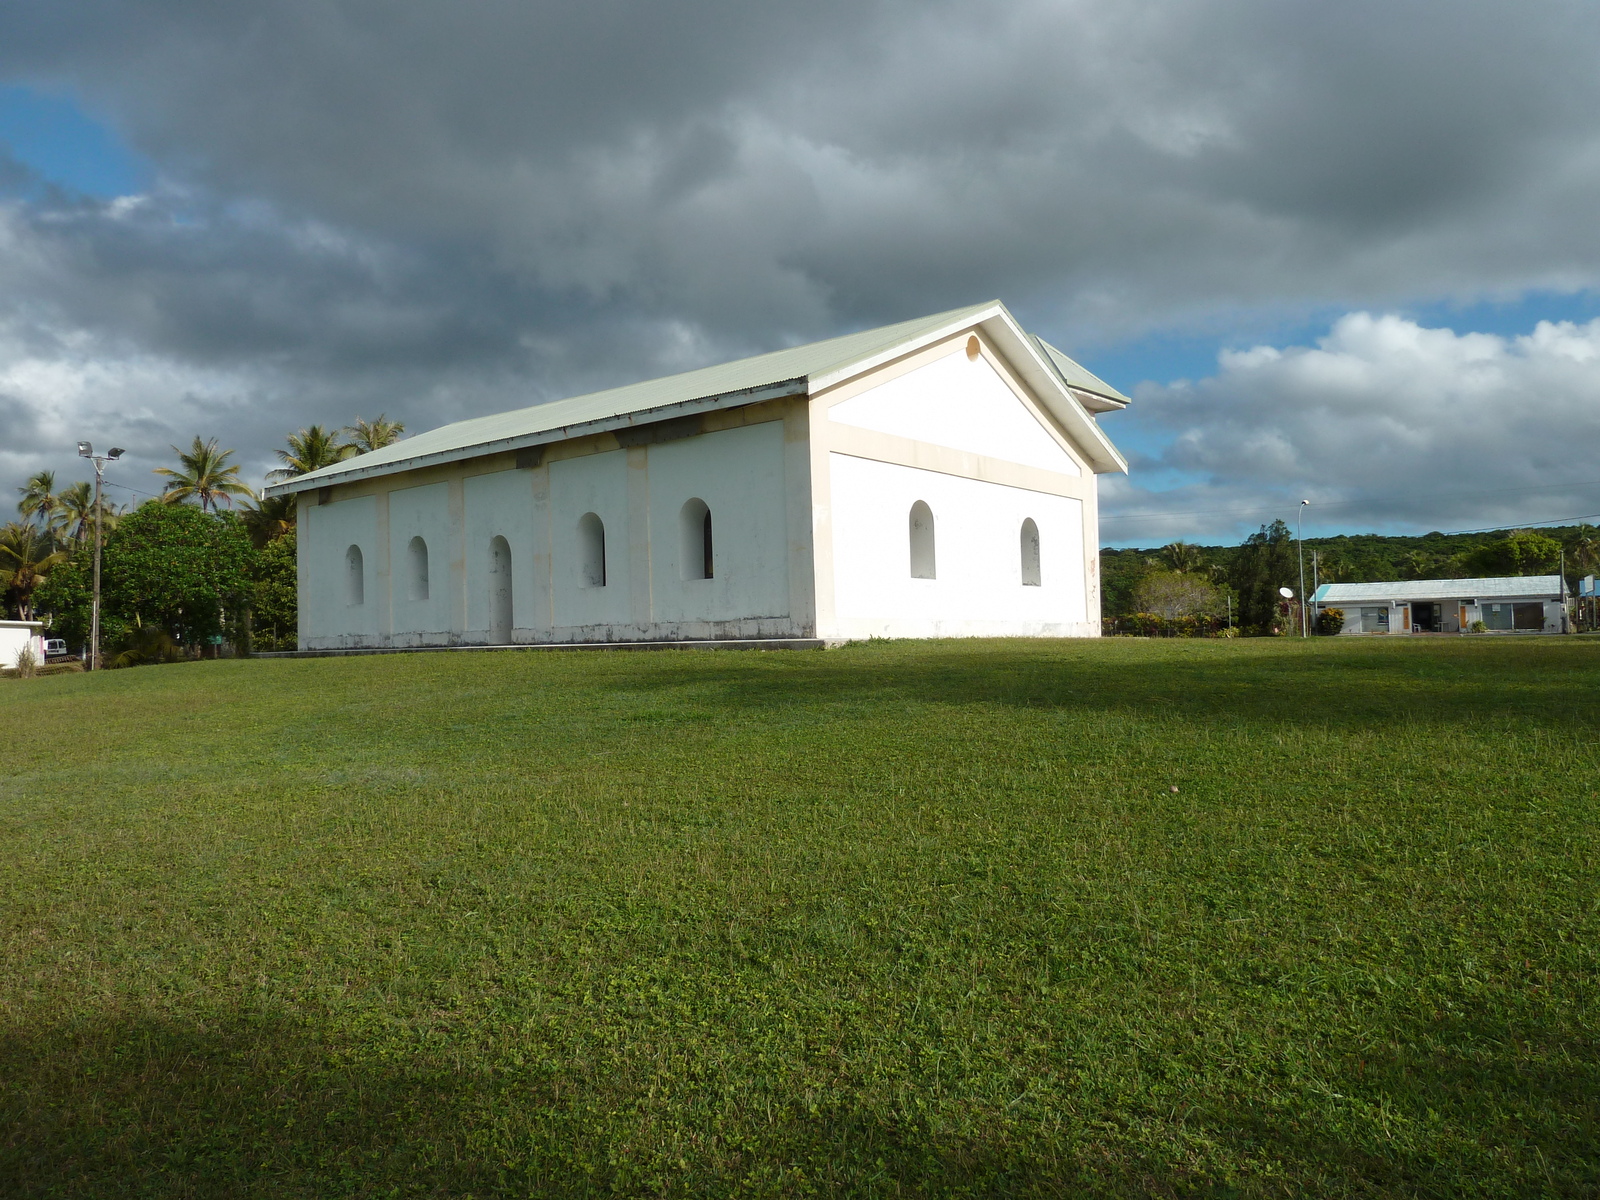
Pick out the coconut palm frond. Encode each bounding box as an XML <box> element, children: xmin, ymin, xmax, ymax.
<box><xmin>155</xmin><ymin>437</ymin><xmax>255</xmax><ymax>512</ymax></box>
<box><xmin>267</xmin><ymin>425</ymin><xmax>355</xmax><ymax>481</ymax></box>
<box><xmin>0</xmin><ymin>521</ymin><xmax>68</xmax><ymax>620</ymax></box>
<box><xmin>345</xmin><ymin>415</ymin><xmax>405</xmax><ymax>454</ymax></box>
<box><xmin>241</xmin><ymin>492</ymin><xmax>297</xmax><ymax>548</ymax></box>
<box><xmin>17</xmin><ymin>470</ymin><xmax>63</xmax><ymax>533</ymax></box>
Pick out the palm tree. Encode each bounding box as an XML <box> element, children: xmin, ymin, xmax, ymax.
<box><xmin>155</xmin><ymin>437</ymin><xmax>255</xmax><ymax>512</ymax></box>
<box><xmin>241</xmin><ymin>493</ymin><xmax>297</xmax><ymax>548</ymax></box>
<box><xmin>1162</xmin><ymin>541</ymin><xmax>1201</xmax><ymax>573</ymax></box>
<box><xmin>0</xmin><ymin>521</ymin><xmax>67</xmax><ymax>620</ymax></box>
<box><xmin>56</xmin><ymin>481</ymin><xmax>99</xmax><ymax>545</ymax></box>
<box><xmin>1568</xmin><ymin>525</ymin><xmax>1599</xmax><ymax>579</ymax></box>
<box><xmin>17</xmin><ymin>470</ymin><xmax>63</xmax><ymax>536</ymax></box>
<box><xmin>345</xmin><ymin>414</ymin><xmax>405</xmax><ymax>454</ymax></box>
<box><xmin>269</xmin><ymin>425</ymin><xmax>355</xmax><ymax>480</ymax></box>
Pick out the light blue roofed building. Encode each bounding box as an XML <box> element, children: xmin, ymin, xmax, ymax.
<box><xmin>1312</xmin><ymin>575</ymin><xmax>1567</xmax><ymax>634</ymax></box>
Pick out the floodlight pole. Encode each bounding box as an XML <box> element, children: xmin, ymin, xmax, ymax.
<box><xmin>1297</xmin><ymin>500</ymin><xmax>1309</xmax><ymax>637</ymax></box>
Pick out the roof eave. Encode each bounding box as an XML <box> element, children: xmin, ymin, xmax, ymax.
<box><xmin>264</xmin><ymin>376</ymin><xmax>808</xmax><ymax>497</ymax></box>
<box><xmin>1070</xmin><ymin>387</ymin><xmax>1129</xmax><ymax>414</ymax></box>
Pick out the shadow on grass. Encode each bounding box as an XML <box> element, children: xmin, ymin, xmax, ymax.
<box><xmin>606</xmin><ymin>639</ymin><xmax>1600</xmax><ymax>732</ymax></box>
<box><xmin>0</xmin><ymin>1013</ymin><xmax>1082</xmax><ymax>1198</ymax></box>
<box><xmin>7</xmin><ymin>1006</ymin><xmax>1597</xmax><ymax>1198</ymax></box>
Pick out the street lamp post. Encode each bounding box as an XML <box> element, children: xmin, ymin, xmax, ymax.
<box><xmin>1297</xmin><ymin>499</ymin><xmax>1309</xmax><ymax>637</ymax></box>
<box><xmin>77</xmin><ymin>441</ymin><xmax>124</xmax><ymax>671</ymax></box>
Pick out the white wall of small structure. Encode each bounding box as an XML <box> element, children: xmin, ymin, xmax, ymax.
<box><xmin>1329</xmin><ymin>596</ymin><xmax>1565</xmax><ymax>634</ymax></box>
<box><xmin>295</xmin><ymin>325</ymin><xmax>1110</xmax><ymax>648</ymax></box>
<box><xmin>0</xmin><ymin>621</ymin><xmax>45</xmax><ymax>670</ymax></box>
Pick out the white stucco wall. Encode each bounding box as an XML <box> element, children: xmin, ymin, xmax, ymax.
<box><xmin>389</xmin><ymin>481</ymin><xmax>453</xmax><ymax>642</ymax></box>
<box><xmin>0</xmin><ymin>622</ymin><xmax>44</xmax><ymax>670</ymax></box>
<box><xmin>304</xmin><ymin>494</ymin><xmax>379</xmax><ymax>645</ymax></box>
<box><xmin>826</xmin><ymin>454</ymin><xmax>1089</xmax><ymax>638</ymax></box>
<box><xmin>647</xmin><ymin>421</ymin><xmax>790</xmax><ymax>626</ymax></box>
<box><xmin>300</xmin><ymin>414</ymin><xmax>805</xmax><ymax>648</ymax></box>
<box><xmin>549</xmin><ymin>448</ymin><xmax>635</xmax><ymax>633</ymax></box>
<box><xmin>464</xmin><ymin>469</ymin><xmax>542</xmax><ymax>641</ymax></box>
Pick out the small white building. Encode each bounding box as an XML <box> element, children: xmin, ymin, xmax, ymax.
<box><xmin>1313</xmin><ymin>575</ymin><xmax>1567</xmax><ymax>634</ymax></box>
<box><xmin>0</xmin><ymin>620</ymin><xmax>44</xmax><ymax>670</ymax></box>
<box><xmin>264</xmin><ymin>301</ymin><xmax>1130</xmax><ymax>650</ymax></box>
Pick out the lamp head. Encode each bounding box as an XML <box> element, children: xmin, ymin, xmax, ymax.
<box><xmin>1300</xmin><ymin>499</ymin><xmax>1309</xmax><ymax>506</ymax></box>
<box><xmin>77</xmin><ymin>441</ymin><xmax>92</xmax><ymax>457</ymax></box>
<box><xmin>107</xmin><ymin>448</ymin><xmax>125</xmax><ymax>461</ymax></box>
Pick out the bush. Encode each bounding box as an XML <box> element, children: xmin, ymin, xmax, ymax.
<box><xmin>1112</xmin><ymin>613</ymin><xmax>1229</xmax><ymax>638</ymax></box>
<box><xmin>1470</xmin><ymin>619</ymin><xmax>1488</xmax><ymax>633</ymax></box>
<box><xmin>12</xmin><ymin>643</ymin><xmax>39</xmax><ymax>678</ymax></box>
<box><xmin>110</xmin><ymin>624</ymin><xmax>189</xmax><ymax>669</ymax></box>
<box><xmin>1315</xmin><ymin>607</ymin><xmax>1345</xmax><ymax>635</ymax></box>
<box><xmin>1130</xmin><ymin>570</ymin><xmax>1221</xmax><ymax>621</ymax></box>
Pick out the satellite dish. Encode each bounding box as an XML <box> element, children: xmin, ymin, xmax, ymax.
<box><xmin>1278</xmin><ymin>586</ymin><xmax>1295</xmax><ymax>599</ymax></box>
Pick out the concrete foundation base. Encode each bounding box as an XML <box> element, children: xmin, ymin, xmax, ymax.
<box><xmin>255</xmin><ymin>637</ymin><xmax>845</xmax><ymax>658</ymax></box>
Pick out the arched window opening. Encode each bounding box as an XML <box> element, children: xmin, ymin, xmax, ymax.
<box><xmin>909</xmin><ymin>501</ymin><xmax>936</xmax><ymax>580</ymax></box>
<box><xmin>407</xmin><ymin>536</ymin><xmax>430</xmax><ymax>601</ymax></box>
<box><xmin>578</xmin><ymin>512</ymin><xmax>607</xmax><ymax>588</ymax></box>
<box><xmin>489</xmin><ymin>536</ymin><xmax>513</xmax><ymax>643</ymax></box>
<box><xmin>345</xmin><ymin>544</ymin><xmax>364</xmax><ymax>606</ymax></box>
<box><xmin>680</xmin><ymin>498</ymin><xmax>713</xmax><ymax>580</ymax></box>
<box><xmin>1020</xmin><ymin>518</ymin><xmax>1041</xmax><ymax>587</ymax></box>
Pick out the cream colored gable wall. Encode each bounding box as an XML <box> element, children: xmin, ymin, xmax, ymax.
<box><xmin>807</xmin><ymin>328</ymin><xmax>1103</xmax><ymax>639</ymax></box>
<box><xmin>827</xmin><ymin>342</ymin><xmax>1082</xmax><ymax>476</ymax></box>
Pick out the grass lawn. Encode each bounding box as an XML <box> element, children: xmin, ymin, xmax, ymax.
<box><xmin>2</xmin><ymin>637</ymin><xmax>1598</xmax><ymax>1197</ymax></box>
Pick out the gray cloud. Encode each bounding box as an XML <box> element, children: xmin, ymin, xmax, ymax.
<box><xmin>2</xmin><ymin>0</ymin><xmax>1600</xmax><ymax>521</ymax></box>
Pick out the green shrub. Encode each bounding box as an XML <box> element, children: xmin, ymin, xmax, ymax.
<box><xmin>1315</xmin><ymin>607</ymin><xmax>1345</xmax><ymax>635</ymax></box>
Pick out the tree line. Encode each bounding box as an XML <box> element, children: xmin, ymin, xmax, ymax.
<box><xmin>3</xmin><ymin>417</ymin><xmax>403</xmax><ymax>664</ymax></box>
<box><xmin>1103</xmin><ymin>522</ymin><xmax>1600</xmax><ymax>634</ymax></box>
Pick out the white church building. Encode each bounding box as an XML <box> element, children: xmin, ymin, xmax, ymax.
<box><xmin>264</xmin><ymin>301</ymin><xmax>1129</xmax><ymax>650</ymax></box>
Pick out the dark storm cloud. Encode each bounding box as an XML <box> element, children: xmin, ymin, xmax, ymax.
<box><xmin>2</xmin><ymin>0</ymin><xmax>1600</xmax><ymax>522</ymax></box>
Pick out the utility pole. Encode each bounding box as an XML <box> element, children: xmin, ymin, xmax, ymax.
<box><xmin>77</xmin><ymin>442</ymin><xmax>124</xmax><ymax>670</ymax></box>
<box><xmin>1297</xmin><ymin>500</ymin><xmax>1309</xmax><ymax>637</ymax></box>
<box><xmin>1312</xmin><ymin>550</ymin><xmax>1320</xmax><ymax>633</ymax></box>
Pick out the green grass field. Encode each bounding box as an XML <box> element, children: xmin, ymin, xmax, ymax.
<box><xmin>3</xmin><ymin>637</ymin><xmax>1598</xmax><ymax>1197</ymax></box>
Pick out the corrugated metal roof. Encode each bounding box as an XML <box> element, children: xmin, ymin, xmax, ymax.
<box><xmin>1032</xmin><ymin>336</ymin><xmax>1130</xmax><ymax>408</ymax></box>
<box><xmin>1313</xmin><ymin>575</ymin><xmax>1563</xmax><ymax>603</ymax></box>
<box><xmin>265</xmin><ymin>300</ymin><xmax>1128</xmax><ymax>496</ymax></box>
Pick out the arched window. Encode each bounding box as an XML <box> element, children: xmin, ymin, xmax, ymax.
<box><xmin>680</xmin><ymin>498</ymin><xmax>713</xmax><ymax>580</ymax></box>
<box><xmin>489</xmin><ymin>536</ymin><xmax>513</xmax><ymax>643</ymax></box>
<box><xmin>407</xmin><ymin>536</ymin><xmax>430</xmax><ymax>601</ymax></box>
<box><xmin>345</xmin><ymin>544</ymin><xmax>364</xmax><ymax>606</ymax></box>
<box><xmin>909</xmin><ymin>501</ymin><xmax>936</xmax><ymax>579</ymax></box>
<box><xmin>1020</xmin><ymin>518</ymin><xmax>1041</xmax><ymax>587</ymax></box>
<box><xmin>578</xmin><ymin>513</ymin><xmax>607</xmax><ymax>587</ymax></box>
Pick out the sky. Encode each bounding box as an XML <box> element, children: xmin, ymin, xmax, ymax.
<box><xmin>2</xmin><ymin>1</ymin><xmax>1599</xmax><ymax>547</ymax></box>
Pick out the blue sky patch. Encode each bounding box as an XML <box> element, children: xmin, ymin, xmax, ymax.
<box><xmin>0</xmin><ymin>85</ymin><xmax>150</xmax><ymax>198</ymax></box>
